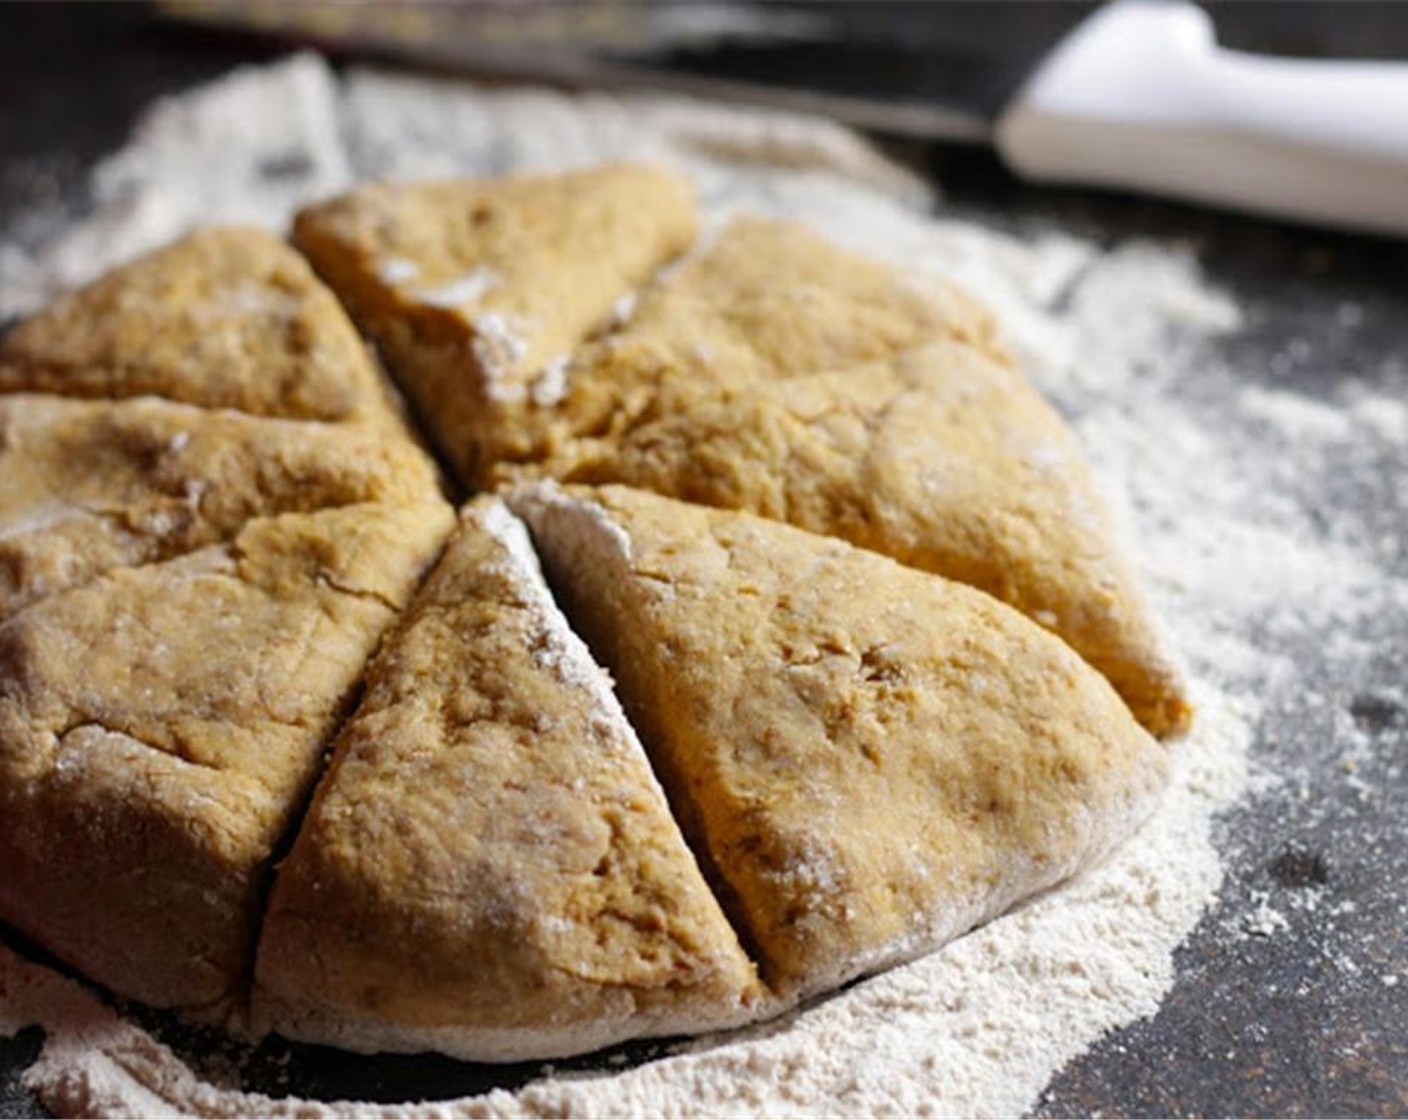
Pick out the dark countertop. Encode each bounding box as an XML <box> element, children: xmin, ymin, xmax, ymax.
<box><xmin>2</xmin><ymin>5</ymin><xmax>1405</xmax><ymax>1117</ymax></box>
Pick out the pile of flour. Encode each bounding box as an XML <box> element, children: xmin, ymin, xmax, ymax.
<box><xmin>4</xmin><ymin>52</ymin><xmax>1397</xmax><ymax>1119</ymax></box>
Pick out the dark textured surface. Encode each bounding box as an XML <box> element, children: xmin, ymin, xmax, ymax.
<box><xmin>1</xmin><ymin>4</ymin><xmax>1406</xmax><ymax>1117</ymax></box>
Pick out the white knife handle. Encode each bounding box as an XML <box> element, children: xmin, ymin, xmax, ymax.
<box><xmin>994</xmin><ymin>0</ymin><xmax>1408</xmax><ymax>237</ymax></box>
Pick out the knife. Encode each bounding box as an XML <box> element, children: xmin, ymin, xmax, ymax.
<box><xmin>161</xmin><ymin>0</ymin><xmax>1408</xmax><ymax>238</ymax></box>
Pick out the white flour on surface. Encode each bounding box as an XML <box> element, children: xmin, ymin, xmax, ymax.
<box><xmin>0</xmin><ymin>54</ymin><xmax>348</xmax><ymax>320</ymax></box>
<box><xmin>6</xmin><ymin>53</ymin><xmax>1399</xmax><ymax>1119</ymax></box>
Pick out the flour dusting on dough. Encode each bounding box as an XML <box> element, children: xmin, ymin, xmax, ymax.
<box><xmin>416</xmin><ymin>266</ymin><xmax>502</xmax><ymax>309</ymax></box>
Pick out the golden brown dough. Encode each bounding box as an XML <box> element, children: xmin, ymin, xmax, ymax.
<box><xmin>0</xmin><ymin>227</ymin><xmax>405</xmax><ymax>429</ymax></box>
<box><xmin>513</xmin><ymin>483</ymin><xmax>1169</xmax><ymax>998</ymax></box>
<box><xmin>292</xmin><ymin>165</ymin><xmax>698</xmax><ymax>485</ymax></box>
<box><xmin>0</xmin><ymin>179</ymin><xmax>1190</xmax><ymax>1060</ymax></box>
<box><xmin>0</xmin><ymin>394</ymin><xmax>443</xmax><ymax>620</ymax></box>
<box><xmin>534</xmin><ymin>213</ymin><xmax>1008</xmax><ymax>468</ymax></box>
<box><xmin>560</xmin><ymin>341</ymin><xmax>1189</xmax><ymax>736</ymax></box>
<box><xmin>254</xmin><ymin>497</ymin><xmax>759</xmax><ymax>1060</ymax></box>
<box><xmin>0</xmin><ymin>502</ymin><xmax>452</xmax><ymax>1017</ymax></box>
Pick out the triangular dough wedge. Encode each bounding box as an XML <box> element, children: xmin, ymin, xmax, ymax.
<box><xmin>292</xmin><ymin>165</ymin><xmax>698</xmax><ymax>485</ymax></box>
<box><xmin>534</xmin><ymin>213</ymin><xmax>1008</xmax><ymax>471</ymax></box>
<box><xmin>0</xmin><ymin>501</ymin><xmax>452</xmax><ymax>1016</ymax></box>
<box><xmin>0</xmin><ymin>227</ymin><xmax>404</xmax><ymax>428</ymax></box>
<box><xmin>254</xmin><ymin>497</ymin><xmax>759</xmax><ymax>1061</ymax></box>
<box><xmin>561</xmin><ymin>341</ymin><xmax>1189</xmax><ymax>736</ymax></box>
<box><xmin>513</xmin><ymin>484</ymin><xmax>1169</xmax><ymax>999</ymax></box>
<box><xmin>0</xmin><ymin>394</ymin><xmax>443</xmax><ymax>620</ymax></box>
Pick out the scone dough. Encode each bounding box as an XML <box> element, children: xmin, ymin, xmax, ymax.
<box><xmin>0</xmin><ymin>394</ymin><xmax>441</xmax><ymax>620</ymax></box>
<box><xmin>0</xmin><ymin>503</ymin><xmax>452</xmax><ymax>1015</ymax></box>
<box><xmin>549</xmin><ymin>213</ymin><xmax>1008</xmax><ymax>457</ymax></box>
<box><xmin>0</xmin><ymin>227</ymin><xmax>404</xmax><ymax>429</ymax></box>
<box><xmin>293</xmin><ymin>164</ymin><xmax>698</xmax><ymax>484</ymax></box>
<box><xmin>0</xmin><ymin>218</ymin><xmax>455</xmax><ymax>1017</ymax></box>
<box><xmin>0</xmin><ymin>168</ymin><xmax>1191</xmax><ymax>1059</ymax></box>
<box><xmin>295</xmin><ymin>169</ymin><xmax>1189</xmax><ymax>733</ymax></box>
<box><xmin>561</xmin><ymin>340</ymin><xmax>1190</xmax><ymax>736</ymax></box>
<box><xmin>513</xmin><ymin>483</ymin><xmax>1169</xmax><ymax>997</ymax></box>
<box><xmin>254</xmin><ymin>497</ymin><xmax>759</xmax><ymax>1060</ymax></box>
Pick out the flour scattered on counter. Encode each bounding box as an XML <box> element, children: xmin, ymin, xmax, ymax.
<box><xmin>10</xmin><ymin>53</ymin><xmax>1399</xmax><ymax>1119</ymax></box>
<box><xmin>0</xmin><ymin>53</ymin><xmax>348</xmax><ymax>319</ymax></box>
<box><xmin>1238</xmin><ymin>384</ymin><xmax>1354</xmax><ymax>443</ymax></box>
<box><xmin>1244</xmin><ymin>894</ymin><xmax>1291</xmax><ymax>938</ymax></box>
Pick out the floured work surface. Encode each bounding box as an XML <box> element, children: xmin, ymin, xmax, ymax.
<box><xmin>2</xmin><ymin>38</ymin><xmax>1406</xmax><ymax>1120</ymax></box>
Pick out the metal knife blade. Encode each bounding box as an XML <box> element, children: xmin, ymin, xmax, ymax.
<box><xmin>156</xmin><ymin>1</ymin><xmax>1098</xmax><ymax>142</ymax></box>
<box><xmin>158</xmin><ymin>1</ymin><xmax>1408</xmax><ymax>144</ymax></box>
